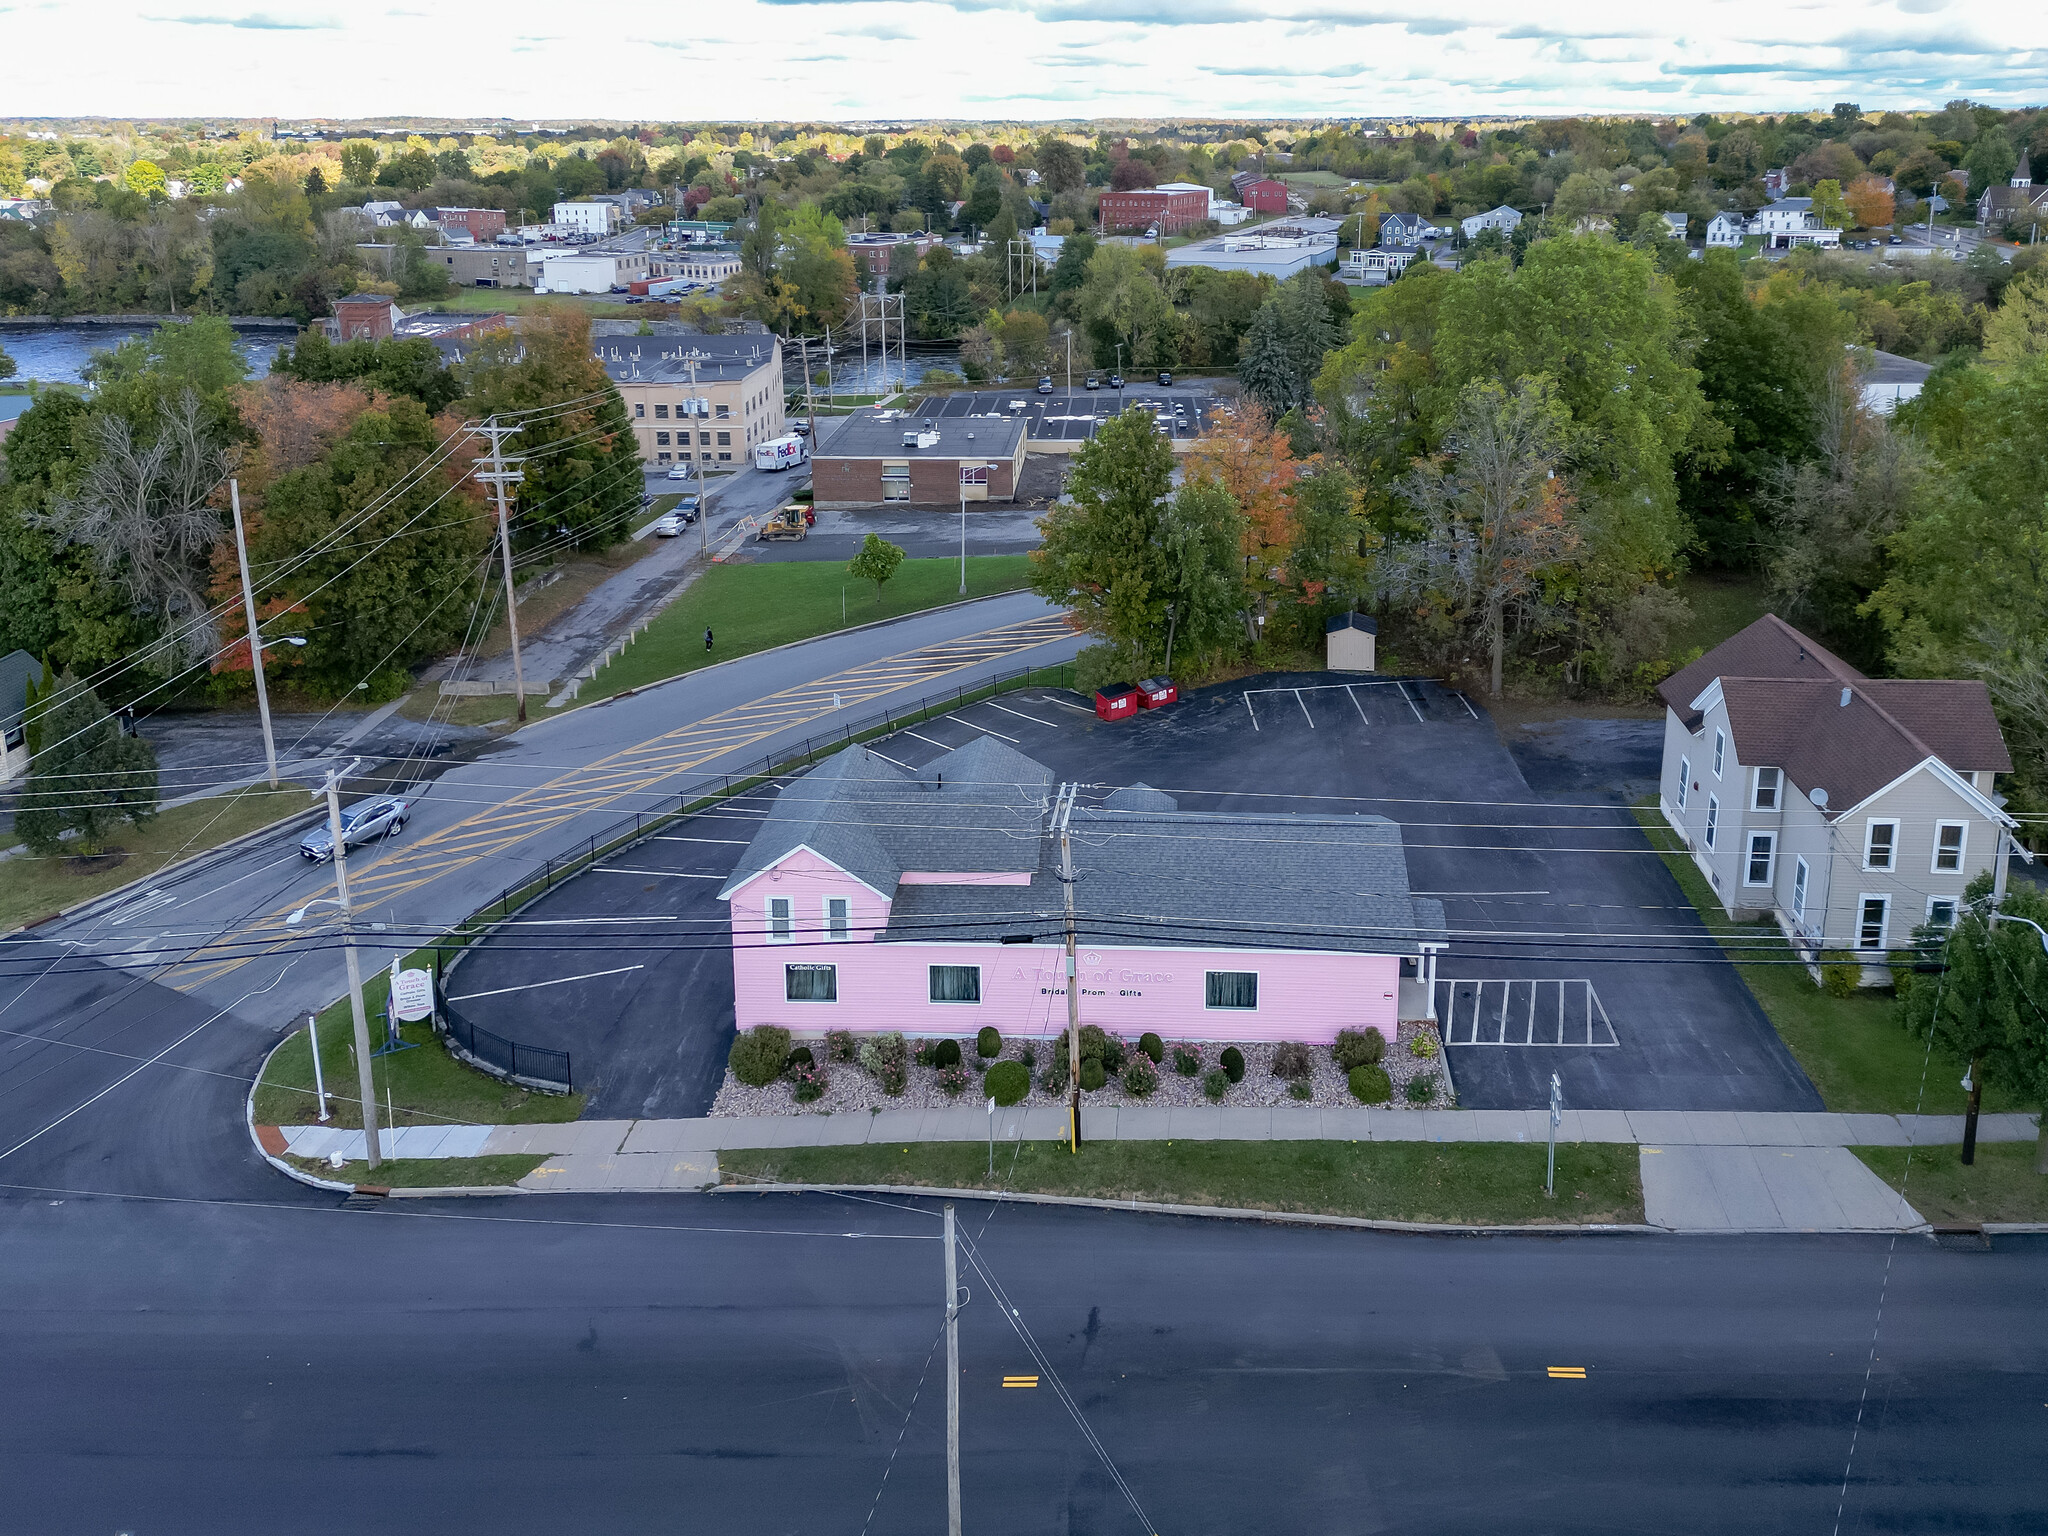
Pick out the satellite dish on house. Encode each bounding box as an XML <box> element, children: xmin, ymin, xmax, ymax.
<box><xmin>1810</xmin><ymin>787</ymin><xmax>1829</xmax><ymax>808</ymax></box>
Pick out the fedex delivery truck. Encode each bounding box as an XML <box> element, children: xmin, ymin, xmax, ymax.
<box><xmin>753</xmin><ymin>434</ymin><xmax>809</xmax><ymax>471</ymax></box>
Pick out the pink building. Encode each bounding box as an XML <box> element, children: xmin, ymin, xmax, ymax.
<box><xmin>717</xmin><ymin>739</ymin><xmax>1445</xmax><ymax>1045</ymax></box>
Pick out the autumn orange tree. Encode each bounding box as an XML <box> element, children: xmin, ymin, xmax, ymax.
<box><xmin>1184</xmin><ymin>401</ymin><xmax>1297</xmax><ymax>606</ymax></box>
<box><xmin>1844</xmin><ymin>173</ymin><xmax>1896</xmax><ymax>231</ymax></box>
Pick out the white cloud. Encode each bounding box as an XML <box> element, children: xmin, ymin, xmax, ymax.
<box><xmin>1</xmin><ymin>1</ymin><xmax>2042</xmax><ymax>118</ymax></box>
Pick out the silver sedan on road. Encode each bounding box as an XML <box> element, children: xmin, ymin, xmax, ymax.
<box><xmin>299</xmin><ymin>796</ymin><xmax>411</xmax><ymax>861</ymax></box>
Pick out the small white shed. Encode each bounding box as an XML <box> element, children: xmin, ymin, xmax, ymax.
<box><xmin>1325</xmin><ymin>612</ymin><xmax>1378</xmax><ymax>673</ymax></box>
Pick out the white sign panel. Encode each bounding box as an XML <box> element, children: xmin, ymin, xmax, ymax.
<box><xmin>391</xmin><ymin>967</ymin><xmax>435</xmax><ymax>1022</ymax></box>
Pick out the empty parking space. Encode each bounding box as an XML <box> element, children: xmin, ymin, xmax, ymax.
<box><xmin>1241</xmin><ymin>679</ymin><xmax>1477</xmax><ymax>732</ymax></box>
<box><xmin>901</xmin><ymin>388</ymin><xmax>1217</xmax><ymax>446</ymax></box>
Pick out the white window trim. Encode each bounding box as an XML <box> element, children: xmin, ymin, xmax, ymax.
<box><xmin>1931</xmin><ymin>820</ymin><xmax>1967</xmax><ymax>874</ymax></box>
<box><xmin>1676</xmin><ymin>756</ymin><xmax>1690</xmax><ymax>811</ymax></box>
<box><xmin>1791</xmin><ymin>856</ymin><xmax>1809</xmax><ymax>922</ymax></box>
<box><xmin>1925</xmin><ymin>894</ymin><xmax>1958</xmax><ymax>928</ymax></box>
<box><xmin>1704</xmin><ymin>794</ymin><xmax>1720</xmax><ymax>851</ymax></box>
<box><xmin>1751</xmin><ymin>766</ymin><xmax>1781</xmax><ymax>812</ymax></box>
<box><xmin>1856</xmin><ymin>892</ymin><xmax>1892</xmax><ymax>951</ymax></box>
<box><xmin>1743</xmin><ymin>831</ymin><xmax>1776</xmax><ymax>887</ymax></box>
<box><xmin>783</xmin><ymin>962</ymin><xmax>838</xmax><ymax>1003</ymax></box>
<box><xmin>927</xmin><ymin>964</ymin><xmax>983</xmax><ymax>1005</ymax></box>
<box><xmin>1712</xmin><ymin>729</ymin><xmax>1726</xmax><ymax>779</ymax></box>
<box><xmin>1203</xmin><ymin>969</ymin><xmax>1261</xmax><ymax>1010</ymax></box>
<box><xmin>765</xmin><ymin>894</ymin><xmax>794</xmax><ymax>942</ymax></box>
<box><xmin>823</xmin><ymin>896</ymin><xmax>851</xmax><ymax>941</ymax></box>
<box><xmin>1863</xmin><ymin>819</ymin><xmax>1899</xmax><ymax>871</ymax></box>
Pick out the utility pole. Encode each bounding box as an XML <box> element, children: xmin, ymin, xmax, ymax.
<box><xmin>797</xmin><ymin>334</ymin><xmax>817</xmax><ymax>446</ymax></box>
<box><xmin>1056</xmin><ymin>783</ymin><xmax>1082</xmax><ymax>1151</ymax></box>
<box><xmin>322</xmin><ymin>764</ymin><xmax>382</xmax><ymax>1170</ymax></box>
<box><xmin>473</xmin><ymin>417</ymin><xmax>528</xmax><ymax>722</ymax></box>
<box><xmin>1065</xmin><ymin>326</ymin><xmax>1073</xmax><ymax>393</ymax></box>
<box><xmin>229</xmin><ymin>479</ymin><xmax>280</xmax><ymax>790</ymax></box>
<box><xmin>943</xmin><ymin>1202</ymin><xmax>962</xmax><ymax>1536</ymax></box>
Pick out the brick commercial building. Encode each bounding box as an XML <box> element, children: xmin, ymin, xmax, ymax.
<box><xmin>1231</xmin><ymin>174</ymin><xmax>1289</xmax><ymax>213</ymax></box>
<box><xmin>811</xmin><ymin>407</ymin><xmax>1028</xmax><ymax>507</ymax></box>
<box><xmin>426</xmin><ymin>207</ymin><xmax>507</xmax><ymax>242</ymax></box>
<box><xmin>332</xmin><ymin>293</ymin><xmax>402</xmax><ymax>341</ymax></box>
<box><xmin>1097</xmin><ymin>185</ymin><xmax>1210</xmax><ymax>234</ymax></box>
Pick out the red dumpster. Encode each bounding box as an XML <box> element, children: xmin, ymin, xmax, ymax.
<box><xmin>1136</xmin><ymin>676</ymin><xmax>1177</xmax><ymax>708</ymax></box>
<box><xmin>1094</xmin><ymin>684</ymin><xmax>1140</xmax><ymax>721</ymax></box>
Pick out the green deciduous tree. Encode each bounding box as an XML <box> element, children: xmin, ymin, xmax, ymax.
<box><xmin>848</xmin><ymin>531</ymin><xmax>905</xmax><ymax>602</ymax></box>
<box><xmin>269</xmin><ymin>331</ymin><xmax>462</xmax><ymax>411</ymax></box>
<box><xmin>12</xmin><ymin>673</ymin><xmax>158</xmax><ymax>855</ymax></box>
<box><xmin>339</xmin><ymin>142</ymin><xmax>377</xmax><ymax>184</ymax></box>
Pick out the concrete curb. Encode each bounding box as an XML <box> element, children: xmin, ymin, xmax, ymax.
<box><xmin>2</xmin><ymin>802</ymin><xmax>326</xmax><ymax>943</ymax></box>
<box><xmin>246</xmin><ymin>1033</ymin><xmax>357</xmax><ymax>1195</ymax></box>
<box><xmin>711</xmin><ymin>1180</ymin><xmax>1666</xmax><ymax>1236</ymax></box>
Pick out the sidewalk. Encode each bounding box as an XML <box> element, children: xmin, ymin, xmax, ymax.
<box><xmin>268</xmin><ymin>1108</ymin><xmax>2039</xmax><ymax>1231</ymax></box>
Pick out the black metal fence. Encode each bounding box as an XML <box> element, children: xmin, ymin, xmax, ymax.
<box><xmin>428</xmin><ymin>657</ymin><xmax>1077</xmax><ymax>1088</ymax></box>
<box><xmin>435</xmin><ymin>973</ymin><xmax>574</xmax><ymax>1093</ymax></box>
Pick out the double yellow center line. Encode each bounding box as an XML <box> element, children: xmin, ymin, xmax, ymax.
<box><xmin>1547</xmin><ymin>1365</ymin><xmax>1588</xmax><ymax>1379</ymax></box>
<box><xmin>1001</xmin><ymin>1374</ymin><xmax>1039</xmax><ymax>1388</ymax></box>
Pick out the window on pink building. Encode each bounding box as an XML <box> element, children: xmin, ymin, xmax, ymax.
<box><xmin>1205</xmin><ymin>971</ymin><xmax>1258</xmax><ymax>1009</ymax></box>
<box><xmin>930</xmin><ymin>965</ymin><xmax>981</xmax><ymax>1003</ymax></box>
<box><xmin>786</xmin><ymin>963</ymin><xmax>837</xmax><ymax>1002</ymax></box>
<box><xmin>826</xmin><ymin>897</ymin><xmax>850</xmax><ymax>939</ymax></box>
<box><xmin>766</xmin><ymin>896</ymin><xmax>792</xmax><ymax>940</ymax></box>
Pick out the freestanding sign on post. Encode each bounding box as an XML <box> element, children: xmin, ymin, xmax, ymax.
<box><xmin>1547</xmin><ymin>1071</ymin><xmax>1563</xmax><ymax>1199</ymax></box>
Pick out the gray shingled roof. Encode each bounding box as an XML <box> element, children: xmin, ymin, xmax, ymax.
<box><xmin>720</xmin><ymin>743</ymin><xmax>1446</xmax><ymax>953</ymax></box>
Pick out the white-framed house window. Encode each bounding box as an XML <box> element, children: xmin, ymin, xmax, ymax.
<box><xmin>1791</xmin><ymin>857</ymin><xmax>1809</xmax><ymax>922</ymax></box>
<box><xmin>785</xmin><ymin>963</ymin><xmax>838</xmax><ymax>1002</ymax></box>
<box><xmin>1863</xmin><ymin>820</ymin><xmax>1898</xmax><ymax>871</ymax></box>
<box><xmin>1751</xmin><ymin>767</ymin><xmax>1781</xmax><ymax>811</ymax></box>
<box><xmin>824</xmin><ymin>896</ymin><xmax>850</xmax><ymax>939</ymax></box>
<box><xmin>1744</xmin><ymin>831</ymin><xmax>1775</xmax><ymax>887</ymax></box>
<box><xmin>1857</xmin><ymin>893</ymin><xmax>1891</xmax><ymax>950</ymax></box>
<box><xmin>1712</xmin><ymin>729</ymin><xmax>1726</xmax><ymax>778</ymax></box>
<box><xmin>1925</xmin><ymin>895</ymin><xmax>1958</xmax><ymax>929</ymax></box>
<box><xmin>766</xmin><ymin>895</ymin><xmax>794</xmax><ymax>941</ymax></box>
<box><xmin>1704</xmin><ymin>795</ymin><xmax>1720</xmax><ymax>851</ymax></box>
<box><xmin>1932</xmin><ymin>821</ymin><xmax>1967</xmax><ymax>873</ymax></box>
<box><xmin>1204</xmin><ymin>971</ymin><xmax>1259</xmax><ymax>1009</ymax></box>
<box><xmin>929</xmin><ymin>965</ymin><xmax>982</xmax><ymax>1004</ymax></box>
<box><xmin>1676</xmin><ymin>756</ymin><xmax>1690</xmax><ymax>811</ymax></box>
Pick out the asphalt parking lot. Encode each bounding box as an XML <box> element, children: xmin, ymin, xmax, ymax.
<box><xmin>450</xmin><ymin>670</ymin><xmax>1820</xmax><ymax>1115</ymax></box>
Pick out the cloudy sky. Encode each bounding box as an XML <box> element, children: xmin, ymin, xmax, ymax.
<box><xmin>1</xmin><ymin>1</ymin><xmax>2038</xmax><ymax>122</ymax></box>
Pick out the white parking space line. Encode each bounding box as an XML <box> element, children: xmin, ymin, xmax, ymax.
<box><xmin>1293</xmin><ymin>689</ymin><xmax>1315</xmax><ymax>728</ymax></box>
<box><xmin>595</xmin><ymin>867</ymin><xmax>726</xmax><ymax>879</ymax></box>
<box><xmin>1452</xmin><ymin>692</ymin><xmax>1479</xmax><ymax>719</ymax></box>
<box><xmin>1399</xmin><ymin>683</ymin><xmax>1425</xmax><ymax>723</ymax></box>
<box><xmin>1344</xmin><ymin>685</ymin><xmax>1369</xmax><ymax>724</ymax></box>
<box><xmin>1243</xmin><ymin>694</ymin><xmax>1260</xmax><ymax>732</ymax></box>
<box><xmin>653</xmin><ymin>836</ymin><xmax>752</xmax><ymax>845</ymax></box>
<box><xmin>1031</xmin><ymin>695</ymin><xmax>1096</xmax><ymax>716</ymax></box>
<box><xmin>446</xmin><ymin>964</ymin><xmax>645</xmax><ymax>1002</ymax></box>
<box><xmin>952</xmin><ymin>715</ymin><xmax>1021</xmax><ymax>743</ymax></box>
<box><xmin>982</xmin><ymin>700</ymin><xmax>1058</xmax><ymax>728</ymax></box>
<box><xmin>901</xmin><ymin>728</ymin><xmax>953</xmax><ymax>750</ymax></box>
<box><xmin>864</xmin><ymin>746</ymin><xmax>914</xmax><ymax>769</ymax></box>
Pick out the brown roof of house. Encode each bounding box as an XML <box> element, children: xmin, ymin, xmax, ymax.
<box><xmin>1663</xmin><ymin>615</ymin><xmax>2011</xmax><ymax>816</ymax></box>
<box><xmin>1657</xmin><ymin>613</ymin><xmax>1859</xmax><ymax>728</ymax></box>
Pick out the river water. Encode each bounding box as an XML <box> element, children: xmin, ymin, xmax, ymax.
<box><xmin>0</xmin><ymin>322</ymin><xmax>291</xmax><ymax>386</ymax></box>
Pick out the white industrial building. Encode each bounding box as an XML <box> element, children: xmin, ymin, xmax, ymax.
<box><xmin>538</xmin><ymin>251</ymin><xmax>650</xmax><ymax>294</ymax></box>
<box><xmin>1164</xmin><ymin>218</ymin><xmax>1342</xmax><ymax>279</ymax></box>
<box><xmin>552</xmin><ymin>201</ymin><xmax>623</xmax><ymax>237</ymax></box>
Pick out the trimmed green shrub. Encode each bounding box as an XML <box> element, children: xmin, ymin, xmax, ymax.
<box><xmin>783</xmin><ymin>1045</ymin><xmax>815</xmax><ymax>1074</ymax></box>
<box><xmin>1202</xmin><ymin>1067</ymin><xmax>1230</xmax><ymax>1101</ymax></box>
<box><xmin>976</xmin><ymin>1025</ymin><xmax>1002</xmax><ymax>1059</ymax></box>
<box><xmin>1080</xmin><ymin>1057</ymin><xmax>1107</xmax><ymax>1092</ymax></box>
<box><xmin>825</xmin><ymin>1028</ymin><xmax>857</xmax><ymax>1064</ymax></box>
<box><xmin>1271</xmin><ymin>1040</ymin><xmax>1313</xmax><ymax>1080</ymax></box>
<box><xmin>1821</xmin><ymin>960</ymin><xmax>1860</xmax><ymax>998</ymax></box>
<box><xmin>1078</xmin><ymin>1023</ymin><xmax>1109</xmax><ymax>1060</ymax></box>
<box><xmin>859</xmin><ymin>1032</ymin><xmax>906</xmax><ymax>1078</ymax></box>
<box><xmin>729</xmin><ymin>1025</ymin><xmax>793</xmax><ymax>1087</ymax></box>
<box><xmin>1121</xmin><ymin>1056</ymin><xmax>1159</xmax><ymax>1098</ymax></box>
<box><xmin>1406</xmin><ymin>1075</ymin><xmax>1436</xmax><ymax>1103</ymax></box>
<box><xmin>1408</xmin><ymin>1033</ymin><xmax>1438</xmax><ymax>1060</ymax></box>
<box><xmin>1332</xmin><ymin>1028</ymin><xmax>1385</xmax><ymax>1070</ymax></box>
<box><xmin>1348</xmin><ymin>1065</ymin><xmax>1392</xmax><ymax>1103</ymax></box>
<box><xmin>1040</xmin><ymin>1053</ymin><xmax>1069</xmax><ymax>1095</ymax></box>
<box><xmin>939</xmin><ymin>1063</ymin><xmax>971</xmax><ymax>1097</ymax></box>
<box><xmin>1137</xmin><ymin>1032</ymin><xmax>1164</xmax><ymax>1064</ymax></box>
<box><xmin>1100</xmin><ymin>1036</ymin><xmax>1126</xmax><ymax>1074</ymax></box>
<box><xmin>985</xmin><ymin>1059</ymin><xmax>1030</xmax><ymax>1106</ymax></box>
<box><xmin>1220</xmin><ymin>1046</ymin><xmax>1245</xmax><ymax>1083</ymax></box>
<box><xmin>1173</xmin><ymin>1045</ymin><xmax>1201</xmax><ymax>1076</ymax></box>
<box><xmin>1020</xmin><ymin>1043</ymin><xmax>1037</xmax><ymax>1068</ymax></box>
<box><xmin>789</xmin><ymin>1062</ymin><xmax>828</xmax><ymax>1102</ymax></box>
<box><xmin>1289</xmin><ymin>1079</ymin><xmax>1313</xmax><ymax>1101</ymax></box>
<box><xmin>933</xmin><ymin>1037</ymin><xmax>963</xmax><ymax>1068</ymax></box>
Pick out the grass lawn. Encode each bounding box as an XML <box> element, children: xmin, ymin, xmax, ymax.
<box><xmin>1670</xmin><ymin>571</ymin><xmax>1770</xmax><ymax>658</ymax></box>
<box><xmin>572</xmin><ymin>554</ymin><xmax>1035</xmax><ymax>707</ymax></box>
<box><xmin>255</xmin><ymin>986</ymin><xmax>585</xmax><ymax>1130</ymax></box>
<box><xmin>285</xmin><ymin>1153</ymin><xmax>547</xmax><ymax>1189</ymax></box>
<box><xmin>719</xmin><ymin>1140</ymin><xmax>1644</xmax><ymax>1225</ymax></box>
<box><xmin>0</xmin><ymin>784</ymin><xmax>310</xmax><ymax>934</ymax></box>
<box><xmin>395</xmin><ymin>689</ymin><xmax>522</xmax><ymax>729</ymax></box>
<box><xmin>433</xmin><ymin>290</ymin><xmax>636</xmax><ymax>319</ymax></box>
<box><xmin>1633</xmin><ymin>802</ymin><xmax>2012</xmax><ymax>1115</ymax></box>
<box><xmin>1277</xmin><ymin>170</ymin><xmax>1347</xmax><ymax>188</ymax></box>
<box><xmin>1854</xmin><ymin>1143</ymin><xmax>2048</xmax><ymax>1225</ymax></box>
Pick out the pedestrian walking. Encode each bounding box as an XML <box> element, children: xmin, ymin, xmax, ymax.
<box><xmin>704</xmin><ymin>627</ymin><xmax>714</xmax><ymax>652</ymax></box>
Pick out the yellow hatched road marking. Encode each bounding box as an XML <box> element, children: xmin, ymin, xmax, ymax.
<box><xmin>164</xmin><ymin>614</ymin><xmax>1074</xmax><ymax>991</ymax></box>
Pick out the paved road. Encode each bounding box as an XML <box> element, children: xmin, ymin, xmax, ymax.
<box><xmin>2</xmin><ymin>1191</ymin><xmax>2041</xmax><ymax>1532</ymax></box>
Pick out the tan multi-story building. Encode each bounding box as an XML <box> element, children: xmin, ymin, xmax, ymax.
<box><xmin>591</xmin><ymin>334</ymin><xmax>787</xmax><ymax>468</ymax></box>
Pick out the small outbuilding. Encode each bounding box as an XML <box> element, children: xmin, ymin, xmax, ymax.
<box><xmin>1325</xmin><ymin>612</ymin><xmax>1378</xmax><ymax>673</ymax></box>
<box><xmin>811</xmin><ymin>408</ymin><xmax>1028</xmax><ymax>507</ymax></box>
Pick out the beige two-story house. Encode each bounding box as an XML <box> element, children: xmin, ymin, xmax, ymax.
<box><xmin>1657</xmin><ymin>616</ymin><xmax>2016</xmax><ymax>963</ymax></box>
<box><xmin>591</xmin><ymin>334</ymin><xmax>786</xmax><ymax>469</ymax></box>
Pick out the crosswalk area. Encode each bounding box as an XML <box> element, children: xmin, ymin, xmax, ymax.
<box><xmin>1437</xmin><ymin>978</ymin><xmax>1620</xmax><ymax>1048</ymax></box>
